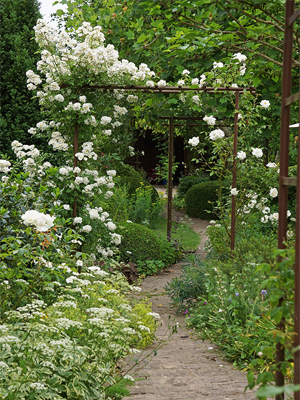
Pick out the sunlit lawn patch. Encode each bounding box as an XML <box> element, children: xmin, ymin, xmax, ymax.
<box><xmin>151</xmin><ymin>217</ymin><xmax>200</xmax><ymax>251</ymax></box>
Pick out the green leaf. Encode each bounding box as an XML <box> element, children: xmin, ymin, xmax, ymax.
<box><xmin>137</xmin><ymin>33</ymin><xmax>148</xmax><ymax>43</ymax></box>
<box><xmin>125</xmin><ymin>31</ymin><xmax>135</xmax><ymax>40</ymax></box>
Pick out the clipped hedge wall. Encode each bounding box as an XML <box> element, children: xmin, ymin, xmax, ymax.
<box><xmin>185</xmin><ymin>180</ymin><xmax>219</xmax><ymax>220</ymax></box>
<box><xmin>118</xmin><ymin>222</ymin><xmax>161</xmax><ymax>264</ymax></box>
<box><xmin>177</xmin><ymin>175</ymin><xmax>210</xmax><ymax>199</ymax></box>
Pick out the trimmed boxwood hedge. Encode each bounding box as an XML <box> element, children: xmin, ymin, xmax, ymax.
<box><xmin>185</xmin><ymin>180</ymin><xmax>219</xmax><ymax>220</ymax></box>
<box><xmin>118</xmin><ymin>222</ymin><xmax>179</xmax><ymax>267</ymax></box>
<box><xmin>118</xmin><ymin>222</ymin><xmax>161</xmax><ymax>264</ymax></box>
<box><xmin>177</xmin><ymin>175</ymin><xmax>210</xmax><ymax>199</ymax></box>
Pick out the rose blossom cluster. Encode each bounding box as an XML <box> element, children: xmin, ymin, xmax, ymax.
<box><xmin>21</xmin><ymin>210</ymin><xmax>55</xmax><ymax>232</ymax></box>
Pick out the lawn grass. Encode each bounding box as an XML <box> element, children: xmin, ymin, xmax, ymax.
<box><xmin>151</xmin><ymin>217</ymin><xmax>200</xmax><ymax>251</ymax></box>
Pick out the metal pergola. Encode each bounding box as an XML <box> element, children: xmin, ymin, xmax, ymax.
<box><xmin>277</xmin><ymin>1</ymin><xmax>300</xmax><ymax>399</ymax></box>
<box><xmin>70</xmin><ymin>84</ymin><xmax>255</xmax><ymax>249</ymax></box>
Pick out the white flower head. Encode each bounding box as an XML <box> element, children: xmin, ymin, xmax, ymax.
<box><xmin>269</xmin><ymin>188</ymin><xmax>278</xmax><ymax>198</ymax></box>
<box><xmin>209</xmin><ymin>129</ymin><xmax>225</xmax><ymax>141</ymax></box>
<box><xmin>231</xmin><ymin>188</ymin><xmax>239</xmax><ymax>196</ymax></box>
<box><xmin>237</xmin><ymin>151</ymin><xmax>246</xmax><ymax>160</ymax></box>
<box><xmin>252</xmin><ymin>148</ymin><xmax>263</xmax><ymax>158</ymax></box>
<box><xmin>188</xmin><ymin>137</ymin><xmax>199</xmax><ymax>147</ymax></box>
<box><xmin>260</xmin><ymin>100</ymin><xmax>270</xmax><ymax>109</ymax></box>
<box><xmin>203</xmin><ymin>115</ymin><xmax>216</xmax><ymax>126</ymax></box>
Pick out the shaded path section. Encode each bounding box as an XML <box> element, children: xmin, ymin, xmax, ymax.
<box><xmin>124</xmin><ymin>218</ymin><xmax>257</xmax><ymax>400</ymax></box>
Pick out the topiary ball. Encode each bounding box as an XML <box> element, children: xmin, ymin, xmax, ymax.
<box><xmin>185</xmin><ymin>180</ymin><xmax>219</xmax><ymax>220</ymax></box>
<box><xmin>118</xmin><ymin>222</ymin><xmax>161</xmax><ymax>264</ymax></box>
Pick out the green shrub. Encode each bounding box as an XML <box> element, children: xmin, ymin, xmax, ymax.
<box><xmin>116</xmin><ymin>163</ymin><xmax>141</xmax><ymax>179</ymax></box>
<box><xmin>136</xmin><ymin>259</ymin><xmax>165</xmax><ymax>277</ymax></box>
<box><xmin>185</xmin><ymin>180</ymin><xmax>219</xmax><ymax>220</ymax></box>
<box><xmin>118</xmin><ymin>222</ymin><xmax>161</xmax><ymax>264</ymax></box>
<box><xmin>177</xmin><ymin>175</ymin><xmax>210</xmax><ymax>199</ymax></box>
<box><xmin>165</xmin><ymin>254</ymin><xmax>207</xmax><ymax>311</ymax></box>
<box><xmin>121</xmin><ymin>175</ymin><xmax>159</xmax><ymax>202</ymax></box>
<box><xmin>156</xmin><ymin>235</ymin><xmax>180</xmax><ymax>265</ymax></box>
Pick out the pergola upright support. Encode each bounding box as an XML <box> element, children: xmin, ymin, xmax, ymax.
<box><xmin>167</xmin><ymin>118</ymin><xmax>174</xmax><ymax>241</ymax></box>
<box><xmin>230</xmin><ymin>91</ymin><xmax>240</xmax><ymax>251</ymax></box>
<box><xmin>277</xmin><ymin>1</ymin><xmax>300</xmax><ymax>399</ymax></box>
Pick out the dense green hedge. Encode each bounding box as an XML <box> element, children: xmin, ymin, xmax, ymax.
<box><xmin>118</xmin><ymin>222</ymin><xmax>179</xmax><ymax>269</ymax></box>
<box><xmin>118</xmin><ymin>222</ymin><xmax>161</xmax><ymax>264</ymax></box>
<box><xmin>117</xmin><ymin>163</ymin><xmax>158</xmax><ymax>201</ymax></box>
<box><xmin>177</xmin><ymin>175</ymin><xmax>210</xmax><ymax>199</ymax></box>
<box><xmin>185</xmin><ymin>180</ymin><xmax>219</xmax><ymax>220</ymax></box>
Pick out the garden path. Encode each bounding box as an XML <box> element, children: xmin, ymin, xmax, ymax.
<box><xmin>123</xmin><ymin>212</ymin><xmax>257</xmax><ymax>400</ymax></box>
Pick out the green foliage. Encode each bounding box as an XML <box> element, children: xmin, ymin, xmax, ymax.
<box><xmin>151</xmin><ymin>217</ymin><xmax>200</xmax><ymax>252</ymax></box>
<box><xmin>118</xmin><ymin>222</ymin><xmax>161</xmax><ymax>264</ymax></box>
<box><xmin>117</xmin><ymin>222</ymin><xmax>180</xmax><ymax>275</ymax></box>
<box><xmin>185</xmin><ymin>180</ymin><xmax>219</xmax><ymax>220</ymax></box>
<box><xmin>0</xmin><ymin>265</ymin><xmax>158</xmax><ymax>399</ymax></box>
<box><xmin>165</xmin><ymin>254</ymin><xmax>207</xmax><ymax>311</ymax></box>
<box><xmin>136</xmin><ymin>259</ymin><xmax>165</xmax><ymax>277</ymax></box>
<box><xmin>0</xmin><ymin>0</ymin><xmax>45</xmax><ymax>157</ymax></box>
<box><xmin>177</xmin><ymin>175</ymin><xmax>210</xmax><ymax>199</ymax></box>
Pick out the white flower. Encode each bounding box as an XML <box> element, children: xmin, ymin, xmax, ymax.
<box><xmin>100</xmin><ymin>116</ymin><xmax>112</xmax><ymax>125</ymax></box>
<box><xmin>76</xmin><ymin>260</ymin><xmax>83</xmax><ymax>267</ymax></box>
<box><xmin>209</xmin><ymin>129</ymin><xmax>225</xmax><ymax>141</ymax></box>
<box><xmin>146</xmin><ymin>80</ymin><xmax>155</xmax><ymax>88</ymax></box>
<box><xmin>107</xmin><ymin>221</ymin><xmax>116</xmax><ymax>231</ymax></box>
<box><xmin>232</xmin><ymin>53</ymin><xmax>247</xmax><ymax>62</ymax></box>
<box><xmin>73</xmin><ymin>217</ymin><xmax>82</xmax><ymax>224</ymax></box>
<box><xmin>237</xmin><ymin>151</ymin><xmax>246</xmax><ymax>160</ymax></box>
<box><xmin>147</xmin><ymin>312</ymin><xmax>160</xmax><ymax>319</ymax></box>
<box><xmin>213</xmin><ymin>61</ymin><xmax>223</xmax><ymax>69</ymax></box>
<box><xmin>269</xmin><ymin>212</ymin><xmax>279</xmax><ymax>222</ymax></box>
<box><xmin>252</xmin><ymin>148</ymin><xmax>263</xmax><ymax>158</ymax></box>
<box><xmin>103</xmin><ymin>129</ymin><xmax>112</xmax><ymax>136</ymax></box>
<box><xmin>21</xmin><ymin>210</ymin><xmax>55</xmax><ymax>232</ymax></box>
<box><xmin>177</xmin><ymin>79</ymin><xmax>185</xmax><ymax>86</ymax></box>
<box><xmin>266</xmin><ymin>162</ymin><xmax>277</xmax><ymax>168</ymax></box>
<box><xmin>269</xmin><ymin>188</ymin><xmax>278</xmax><ymax>198</ymax></box>
<box><xmin>79</xmin><ymin>95</ymin><xmax>87</xmax><ymax>102</ymax></box>
<box><xmin>107</xmin><ymin>170</ymin><xmax>116</xmax><ymax>177</ymax></box>
<box><xmin>82</xmin><ymin>225</ymin><xmax>92</xmax><ymax>233</ymax></box>
<box><xmin>192</xmin><ymin>95</ymin><xmax>201</xmax><ymax>106</ymax></box>
<box><xmin>203</xmin><ymin>115</ymin><xmax>216</xmax><ymax>126</ymax></box>
<box><xmin>260</xmin><ymin>100</ymin><xmax>270</xmax><ymax>109</ymax></box>
<box><xmin>54</xmin><ymin>94</ymin><xmax>64</xmax><ymax>102</ymax></box>
<box><xmin>182</xmin><ymin>69</ymin><xmax>190</xmax><ymax>75</ymax></box>
<box><xmin>157</xmin><ymin>80</ymin><xmax>166</xmax><ymax>87</ymax></box>
<box><xmin>63</xmin><ymin>204</ymin><xmax>70</xmax><ymax>210</ymax></box>
<box><xmin>188</xmin><ymin>137</ymin><xmax>199</xmax><ymax>147</ymax></box>
<box><xmin>231</xmin><ymin>188</ymin><xmax>239</xmax><ymax>196</ymax></box>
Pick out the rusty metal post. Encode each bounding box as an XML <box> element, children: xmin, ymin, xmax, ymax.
<box><xmin>295</xmin><ymin>116</ymin><xmax>300</xmax><ymax>400</ymax></box>
<box><xmin>294</xmin><ymin>38</ymin><xmax>300</xmax><ymax>400</ymax></box>
<box><xmin>276</xmin><ymin>1</ymin><xmax>295</xmax><ymax>398</ymax></box>
<box><xmin>167</xmin><ymin>118</ymin><xmax>174</xmax><ymax>241</ymax></box>
<box><xmin>73</xmin><ymin>123</ymin><xmax>79</xmax><ymax>219</ymax></box>
<box><xmin>230</xmin><ymin>91</ymin><xmax>240</xmax><ymax>251</ymax></box>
